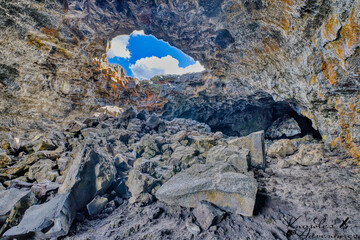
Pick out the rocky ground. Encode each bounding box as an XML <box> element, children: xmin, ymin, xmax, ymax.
<box><xmin>0</xmin><ymin>107</ymin><xmax>359</xmax><ymax>240</ymax></box>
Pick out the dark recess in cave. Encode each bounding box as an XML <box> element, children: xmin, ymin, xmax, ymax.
<box><xmin>161</xmin><ymin>95</ymin><xmax>321</xmax><ymax>139</ymax></box>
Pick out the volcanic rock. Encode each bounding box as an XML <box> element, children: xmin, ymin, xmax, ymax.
<box><xmin>156</xmin><ymin>163</ymin><xmax>258</xmax><ymax>216</ymax></box>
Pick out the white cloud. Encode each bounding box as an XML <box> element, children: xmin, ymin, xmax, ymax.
<box><xmin>107</xmin><ymin>35</ymin><xmax>131</xmax><ymax>59</ymax></box>
<box><xmin>129</xmin><ymin>55</ymin><xmax>205</xmax><ymax>80</ymax></box>
<box><xmin>132</xmin><ymin>30</ymin><xmax>145</xmax><ymax>36</ymax></box>
<box><xmin>107</xmin><ymin>30</ymin><xmax>145</xmax><ymax>59</ymax></box>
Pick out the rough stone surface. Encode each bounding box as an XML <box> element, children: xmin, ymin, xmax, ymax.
<box><xmin>0</xmin><ymin>0</ymin><xmax>359</xmax><ymax>158</ymax></box>
<box><xmin>193</xmin><ymin>200</ymin><xmax>226</xmax><ymax>230</ymax></box>
<box><xmin>289</xmin><ymin>143</ymin><xmax>326</xmax><ymax>166</ymax></box>
<box><xmin>3</xmin><ymin>193</ymin><xmax>73</xmax><ymax>239</ymax></box>
<box><xmin>266</xmin><ymin>115</ymin><xmax>301</xmax><ymax>139</ymax></box>
<box><xmin>228</xmin><ymin>131</ymin><xmax>265</xmax><ymax>168</ymax></box>
<box><xmin>87</xmin><ymin>196</ymin><xmax>108</xmax><ymax>217</ymax></box>
<box><xmin>28</xmin><ymin>159</ymin><xmax>58</xmax><ymax>182</ymax></box>
<box><xmin>267</xmin><ymin>139</ymin><xmax>297</xmax><ymax>159</ymax></box>
<box><xmin>206</xmin><ymin>145</ymin><xmax>249</xmax><ymax>172</ymax></box>
<box><xmin>0</xmin><ymin>153</ymin><xmax>11</xmax><ymax>169</ymax></box>
<box><xmin>0</xmin><ymin>188</ymin><xmax>36</xmax><ymax>234</ymax></box>
<box><xmin>156</xmin><ymin>163</ymin><xmax>258</xmax><ymax>216</ymax></box>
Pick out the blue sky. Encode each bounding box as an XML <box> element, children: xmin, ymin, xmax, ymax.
<box><xmin>107</xmin><ymin>30</ymin><xmax>204</xmax><ymax>80</ymax></box>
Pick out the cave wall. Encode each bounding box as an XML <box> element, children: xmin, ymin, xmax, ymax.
<box><xmin>0</xmin><ymin>0</ymin><xmax>359</xmax><ymax>158</ymax></box>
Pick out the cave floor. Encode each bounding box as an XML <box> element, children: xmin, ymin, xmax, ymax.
<box><xmin>67</xmin><ymin>155</ymin><xmax>360</xmax><ymax>240</ymax></box>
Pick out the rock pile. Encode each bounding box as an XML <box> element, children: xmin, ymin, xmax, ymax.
<box><xmin>0</xmin><ymin>107</ymin><xmax>269</xmax><ymax>238</ymax></box>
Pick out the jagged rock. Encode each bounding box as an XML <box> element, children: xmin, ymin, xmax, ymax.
<box><xmin>0</xmin><ymin>134</ymin><xmax>19</xmax><ymax>155</ymax></box>
<box><xmin>135</xmin><ymin>134</ymin><xmax>160</xmax><ymax>159</ymax></box>
<box><xmin>193</xmin><ymin>200</ymin><xmax>226</xmax><ymax>230</ymax></box>
<box><xmin>170</xmin><ymin>130</ymin><xmax>187</xmax><ymax>143</ymax></box>
<box><xmin>137</xmin><ymin>110</ymin><xmax>150</xmax><ymax>121</ymax></box>
<box><xmin>185</xmin><ymin>220</ymin><xmax>201</xmax><ymax>235</ymax></box>
<box><xmin>156</xmin><ymin>163</ymin><xmax>258</xmax><ymax>216</ymax></box>
<box><xmin>170</xmin><ymin>146</ymin><xmax>196</xmax><ymax>165</ymax></box>
<box><xmin>0</xmin><ymin>188</ymin><xmax>36</xmax><ymax>235</ymax></box>
<box><xmin>127</xmin><ymin>118</ymin><xmax>143</xmax><ymax>132</ymax></box>
<box><xmin>28</xmin><ymin>159</ymin><xmax>58</xmax><ymax>182</ymax></box>
<box><xmin>81</xmin><ymin>128</ymin><xmax>100</xmax><ymax>138</ymax></box>
<box><xmin>190</xmin><ymin>136</ymin><xmax>216</xmax><ymax>153</ymax></box>
<box><xmin>32</xmin><ymin>138</ymin><xmax>57</xmax><ymax>152</ymax></box>
<box><xmin>288</xmin><ymin>144</ymin><xmax>326</xmax><ymax>166</ymax></box>
<box><xmin>267</xmin><ymin>139</ymin><xmax>297</xmax><ymax>159</ymax></box>
<box><xmin>87</xmin><ymin>196</ymin><xmax>108</xmax><ymax>217</ymax></box>
<box><xmin>58</xmin><ymin>144</ymin><xmax>116</xmax><ymax>207</ymax></box>
<box><xmin>114</xmin><ymin>153</ymin><xmax>129</xmax><ymax>171</ymax></box>
<box><xmin>266</xmin><ymin>115</ymin><xmax>301</xmax><ymax>139</ymax></box>
<box><xmin>120</xmin><ymin>107</ymin><xmax>137</xmax><ymax>122</ymax></box>
<box><xmin>228</xmin><ymin>131</ymin><xmax>265</xmax><ymax>168</ymax></box>
<box><xmin>213</xmin><ymin>132</ymin><xmax>224</xmax><ymax>140</ymax></box>
<box><xmin>57</xmin><ymin>156</ymin><xmax>70</xmax><ymax>173</ymax></box>
<box><xmin>0</xmin><ymin>183</ymin><xmax>5</xmax><ymax>191</ymax></box>
<box><xmin>5</xmin><ymin>152</ymin><xmax>49</xmax><ymax>176</ymax></box>
<box><xmin>277</xmin><ymin>159</ymin><xmax>290</xmax><ymax>169</ymax></box>
<box><xmin>99</xmin><ymin>106</ymin><xmax>124</xmax><ymax>117</ymax></box>
<box><xmin>114</xmin><ymin>177</ymin><xmax>130</xmax><ymax>199</ymax></box>
<box><xmin>207</xmin><ymin>145</ymin><xmax>249</xmax><ymax>172</ymax></box>
<box><xmin>146</xmin><ymin>114</ymin><xmax>161</xmax><ymax>129</ymax></box>
<box><xmin>3</xmin><ymin>193</ymin><xmax>73</xmax><ymax>239</ymax></box>
<box><xmin>30</xmin><ymin>181</ymin><xmax>60</xmax><ymax>199</ymax></box>
<box><xmin>0</xmin><ymin>153</ymin><xmax>11</xmax><ymax>168</ymax></box>
<box><xmin>9</xmin><ymin>180</ymin><xmax>33</xmax><ymax>189</ymax></box>
<box><xmin>126</xmin><ymin>159</ymin><xmax>160</xmax><ymax>203</ymax></box>
<box><xmin>67</xmin><ymin>120</ymin><xmax>87</xmax><ymax>133</ymax></box>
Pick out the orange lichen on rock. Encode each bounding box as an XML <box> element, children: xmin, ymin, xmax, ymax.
<box><xmin>26</xmin><ymin>33</ymin><xmax>49</xmax><ymax>50</ymax></box>
<box><xmin>279</xmin><ymin>0</ymin><xmax>293</xmax><ymax>32</ymax></box>
<box><xmin>93</xmin><ymin>55</ymin><xmax>129</xmax><ymax>91</ymax></box>
<box><xmin>41</xmin><ymin>26</ymin><xmax>59</xmax><ymax>38</ymax></box>
<box><xmin>332</xmin><ymin>96</ymin><xmax>360</xmax><ymax>159</ymax></box>
<box><xmin>322</xmin><ymin>60</ymin><xmax>338</xmax><ymax>85</ymax></box>
<box><xmin>322</xmin><ymin>14</ymin><xmax>340</xmax><ymax>42</ymax></box>
<box><xmin>263</xmin><ymin>37</ymin><xmax>280</xmax><ymax>53</ymax></box>
<box><xmin>309</xmin><ymin>74</ymin><xmax>317</xmax><ymax>85</ymax></box>
<box><xmin>341</xmin><ymin>6</ymin><xmax>360</xmax><ymax>50</ymax></box>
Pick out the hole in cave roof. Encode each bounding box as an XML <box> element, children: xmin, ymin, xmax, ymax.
<box><xmin>107</xmin><ymin>30</ymin><xmax>205</xmax><ymax>80</ymax></box>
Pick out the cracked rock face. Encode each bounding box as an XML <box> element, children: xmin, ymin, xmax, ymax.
<box><xmin>0</xmin><ymin>0</ymin><xmax>359</xmax><ymax>158</ymax></box>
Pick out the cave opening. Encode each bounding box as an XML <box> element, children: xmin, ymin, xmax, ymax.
<box><xmin>106</xmin><ymin>30</ymin><xmax>204</xmax><ymax>80</ymax></box>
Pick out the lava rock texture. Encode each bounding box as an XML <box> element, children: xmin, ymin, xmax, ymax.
<box><xmin>0</xmin><ymin>0</ymin><xmax>359</xmax><ymax>158</ymax></box>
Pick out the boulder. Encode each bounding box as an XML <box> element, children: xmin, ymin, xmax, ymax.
<box><xmin>3</xmin><ymin>193</ymin><xmax>73</xmax><ymax>239</ymax></box>
<box><xmin>207</xmin><ymin>145</ymin><xmax>249</xmax><ymax>172</ymax></box>
<box><xmin>170</xmin><ymin>146</ymin><xmax>196</xmax><ymax>165</ymax></box>
<box><xmin>288</xmin><ymin>144</ymin><xmax>325</xmax><ymax>166</ymax></box>
<box><xmin>28</xmin><ymin>159</ymin><xmax>58</xmax><ymax>182</ymax></box>
<box><xmin>0</xmin><ymin>153</ymin><xmax>11</xmax><ymax>168</ymax></box>
<box><xmin>120</xmin><ymin>107</ymin><xmax>137</xmax><ymax>121</ymax></box>
<box><xmin>170</xmin><ymin>130</ymin><xmax>187</xmax><ymax>143</ymax></box>
<box><xmin>190</xmin><ymin>136</ymin><xmax>216</xmax><ymax>153</ymax></box>
<box><xmin>30</xmin><ymin>181</ymin><xmax>60</xmax><ymax>199</ymax></box>
<box><xmin>58</xmin><ymin>144</ymin><xmax>116</xmax><ymax>210</ymax></box>
<box><xmin>126</xmin><ymin>158</ymin><xmax>161</xmax><ymax>203</ymax></box>
<box><xmin>67</xmin><ymin>120</ymin><xmax>87</xmax><ymax>133</ymax></box>
<box><xmin>156</xmin><ymin>163</ymin><xmax>258</xmax><ymax>216</ymax></box>
<box><xmin>5</xmin><ymin>152</ymin><xmax>48</xmax><ymax>176</ymax></box>
<box><xmin>228</xmin><ymin>130</ymin><xmax>265</xmax><ymax>168</ymax></box>
<box><xmin>266</xmin><ymin>115</ymin><xmax>301</xmax><ymax>139</ymax></box>
<box><xmin>267</xmin><ymin>139</ymin><xmax>297</xmax><ymax>158</ymax></box>
<box><xmin>213</xmin><ymin>132</ymin><xmax>224</xmax><ymax>140</ymax></box>
<box><xmin>185</xmin><ymin>220</ymin><xmax>201</xmax><ymax>235</ymax></box>
<box><xmin>99</xmin><ymin>106</ymin><xmax>124</xmax><ymax>117</ymax></box>
<box><xmin>135</xmin><ymin>134</ymin><xmax>160</xmax><ymax>159</ymax></box>
<box><xmin>193</xmin><ymin>200</ymin><xmax>226</xmax><ymax>230</ymax></box>
<box><xmin>0</xmin><ymin>188</ymin><xmax>36</xmax><ymax>235</ymax></box>
<box><xmin>146</xmin><ymin>113</ymin><xmax>161</xmax><ymax>129</ymax></box>
<box><xmin>127</xmin><ymin>118</ymin><xmax>143</xmax><ymax>132</ymax></box>
<box><xmin>87</xmin><ymin>196</ymin><xmax>108</xmax><ymax>217</ymax></box>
